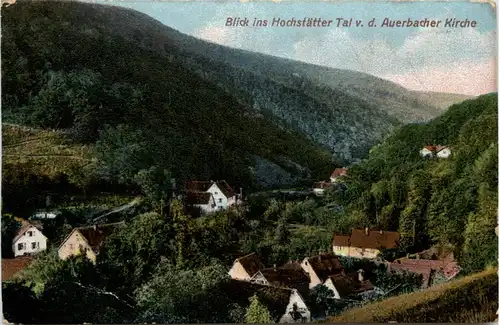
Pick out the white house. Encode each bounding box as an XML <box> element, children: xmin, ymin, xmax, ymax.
<box><xmin>30</xmin><ymin>210</ymin><xmax>59</xmax><ymax>220</ymax></box>
<box><xmin>184</xmin><ymin>180</ymin><xmax>241</xmax><ymax>215</ymax></box>
<box><xmin>312</xmin><ymin>181</ymin><xmax>332</xmax><ymax>196</ymax></box>
<box><xmin>436</xmin><ymin>146</ymin><xmax>452</xmax><ymax>159</ymax></box>
<box><xmin>228</xmin><ymin>252</ymin><xmax>265</xmax><ymax>281</ymax></box>
<box><xmin>300</xmin><ymin>253</ymin><xmax>344</xmax><ymax>289</ymax></box>
<box><xmin>12</xmin><ymin>221</ymin><xmax>47</xmax><ymax>257</ymax></box>
<box><xmin>279</xmin><ymin>289</ymin><xmax>311</xmax><ymax>323</ymax></box>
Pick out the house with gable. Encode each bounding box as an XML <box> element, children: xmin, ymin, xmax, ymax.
<box><xmin>228</xmin><ymin>252</ymin><xmax>265</xmax><ymax>281</ymax></box>
<box><xmin>420</xmin><ymin>145</ymin><xmax>436</xmax><ymax>158</ymax></box>
<box><xmin>58</xmin><ymin>222</ymin><xmax>124</xmax><ymax>264</ymax></box>
<box><xmin>12</xmin><ymin>220</ymin><xmax>47</xmax><ymax>257</ymax></box>
<box><xmin>250</xmin><ymin>262</ymin><xmax>310</xmax><ymax>297</ymax></box>
<box><xmin>436</xmin><ymin>146</ymin><xmax>452</xmax><ymax>158</ymax></box>
<box><xmin>300</xmin><ymin>253</ymin><xmax>344</xmax><ymax>289</ymax></box>
<box><xmin>330</xmin><ymin>168</ymin><xmax>348</xmax><ymax>183</ymax></box>
<box><xmin>223</xmin><ymin>279</ymin><xmax>311</xmax><ymax>323</ymax></box>
<box><xmin>184</xmin><ymin>180</ymin><xmax>241</xmax><ymax>215</ymax></box>
<box><xmin>420</xmin><ymin>145</ymin><xmax>451</xmax><ymax>159</ymax></box>
<box><xmin>332</xmin><ymin>228</ymin><xmax>400</xmax><ymax>259</ymax></box>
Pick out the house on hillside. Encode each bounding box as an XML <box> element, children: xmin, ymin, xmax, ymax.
<box><xmin>323</xmin><ymin>270</ymin><xmax>374</xmax><ymax>299</ymax></box>
<box><xmin>228</xmin><ymin>252</ymin><xmax>265</xmax><ymax>281</ymax></box>
<box><xmin>330</xmin><ymin>168</ymin><xmax>348</xmax><ymax>183</ymax></box>
<box><xmin>312</xmin><ymin>181</ymin><xmax>333</xmax><ymax>196</ymax></box>
<box><xmin>12</xmin><ymin>221</ymin><xmax>47</xmax><ymax>257</ymax></box>
<box><xmin>29</xmin><ymin>210</ymin><xmax>59</xmax><ymax>220</ymax></box>
<box><xmin>184</xmin><ymin>180</ymin><xmax>242</xmax><ymax>215</ymax></box>
<box><xmin>2</xmin><ymin>257</ymin><xmax>33</xmax><ymax>282</ymax></box>
<box><xmin>58</xmin><ymin>222</ymin><xmax>124</xmax><ymax>264</ymax></box>
<box><xmin>419</xmin><ymin>145</ymin><xmax>451</xmax><ymax>159</ymax></box>
<box><xmin>300</xmin><ymin>253</ymin><xmax>344</xmax><ymax>289</ymax></box>
<box><xmin>223</xmin><ymin>279</ymin><xmax>311</xmax><ymax>323</ymax></box>
<box><xmin>250</xmin><ymin>263</ymin><xmax>310</xmax><ymax>297</ymax></box>
<box><xmin>332</xmin><ymin>228</ymin><xmax>400</xmax><ymax>259</ymax></box>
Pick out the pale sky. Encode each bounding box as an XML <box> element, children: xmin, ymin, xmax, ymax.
<box><xmin>104</xmin><ymin>1</ymin><xmax>496</xmax><ymax>96</ymax></box>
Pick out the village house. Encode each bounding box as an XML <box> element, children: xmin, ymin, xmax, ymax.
<box><xmin>223</xmin><ymin>279</ymin><xmax>311</xmax><ymax>323</ymax></box>
<box><xmin>58</xmin><ymin>222</ymin><xmax>124</xmax><ymax>264</ymax></box>
<box><xmin>312</xmin><ymin>181</ymin><xmax>333</xmax><ymax>196</ymax></box>
<box><xmin>419</xmin><ymin>145</ymin><xmax>451</xmax><ymax>159</ymax></box>
<box><xmin>332</xmin><ymin>228</ymin><xmax>401</xmax><ymax>259</ymax></box>
<box><xmin>323</xmin><ymin>269</ymin><xmax>374</xmax><ymax>299</ymax></box>
<box><xmin>29</xmin><ymin>210</ymin><xmax>59</xmax><ymax>220</ymax></box>
<box><xmin>184</xmin><ymin>180</ymin><xmax>241</xmax><ymax>215</ymax></box>
<box><xmin>250</xmin><ymin>262</ymin><xmax>310</xmax><ymax>297</ymax></box>
<box><xmin>330</xmin><ymin>168</ymin><xmax>348</xmax><ymax>183</ymax></box>
<box><xmin>12</xmin><ymin>220</ymin><xmax>47</xmax><ymax>257</ymax></box>
<box><xmin>300</xmin><ymin>253</ymin><xmax>344</xmax><ymax>289</ymax></box>
<box><xmin>387</xmin><ymin>245</ymin><xmax>461</xmax><ymax>288</ymax></box>
<box><xmin>228</xmin><ymin>252</ymin><xmax>265</xmax><ymax>281</ymax></box>
<box><xmin>2</xmin><ymin>257</ymin><xmax>33</xmax><ymax>282</ymax></box>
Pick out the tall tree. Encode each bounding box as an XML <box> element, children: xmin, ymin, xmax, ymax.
<box><xmin>244</xmin><ymin>294</ymin><xmax>273</xmax><ymax>324</ymax></box>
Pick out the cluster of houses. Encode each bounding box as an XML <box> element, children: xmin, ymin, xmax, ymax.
<box><xmin>312</xmin><ymin>168</ymin><xmax>348</xmax><ymax>196</ymax></box>
<box><xmin>419</xmin><ymin>145</ymin><xmax>451</xmax><ymax>159</ymax></box>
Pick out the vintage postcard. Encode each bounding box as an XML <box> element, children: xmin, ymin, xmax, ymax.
<box><xmin>1</xmin><ymin>0</ymin><xmax>498</xmax><ymax>323</ymax></box>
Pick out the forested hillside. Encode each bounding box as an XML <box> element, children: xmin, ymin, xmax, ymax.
<box><xmin>321</xmin><ymin>93</ymin><xmax>498</xmax><ymax>273</ymax></box>
<box><xmin>1</xmin><ymin>0</ymin><xmax>341</xmax><ymax>208</ymax></box>
<box><xmin>1</xmin><ymin>0</ymin><xmax>469</xmax><ymax>174</ymax></box>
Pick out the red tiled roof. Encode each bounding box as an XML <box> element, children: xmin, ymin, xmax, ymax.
<box><xmin>306</xmin><ymin>253</ymin><xmax>344</xmax><ymax>282</ymax></box>
<box><xmin>328</xmin><ymin>273</ymin><xmax>374</xmax><ymax>297</ymax></box>
<box><xmin>185</xmin><ymin>191</ymin><xmax>213</xmax><ymax>205</ymax></box>
<box><xmin>236</xmin><ymin>253</ymin><xmax>265</xmax><ymax>277</ymax></box>
<box><xmin>332</xmin><ymin>235</ymin><xmax>350</xmax><ymax>247</ymax></box>
<box><xmin>259</xmin><ymin>267</ymin><xmax>310</xmax><ymax>288</ymax></box>
<box><xmin>388</xmin><ymin>262</ymin><xmax>433</xmax><ymax>287</ymax></box>
<box><xmin>423</xmin><ymin>145</ymin><xmax>436</xmax><ymax>152</ymax></box>
<box><xmin>2</xmin><ymin>257</ymin><xmax>32</xmax><ymax>281</ymax></box>
<box><xmin>349</xmin><ymin>229</ymin><xmax>400</xmax><ymax>250</ymax></box>
<box><xmin>331</xmin><ymin>168</ymin><xmax>348</xmax><ymax>178</ymax></box>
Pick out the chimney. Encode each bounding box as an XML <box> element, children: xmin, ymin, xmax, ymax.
<box><xmin>379</xmin><ymin>230</ymin><xmax>383</xmax><ymax>234</ymax></box>
<box><xmin>357</xmin><ymin>269</ymin><xmax>365</xmax><ymax>282</ymax></box>
<box><xmin>416</xmin><ymin>253</ymin><xmax>420</xmax><ymax>260</ymax></box>
<box><xmin>365</xmin><ymin>227</ymin><xmax>369</xmax><ymax>235</ymax></box>
<box><xmin>273</xmin><ymin>264</ymin><xmax>277</xmax><ymax>269</ymax></box>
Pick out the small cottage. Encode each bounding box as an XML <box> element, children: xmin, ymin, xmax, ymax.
<box><xmin>436</xmin><ymin>146</ymin><xmax>451</xmax><ymax>159</ymax></box>
<box><xmin>250</xmin><ymin>263</ymin><xmax>310</xmax><ymax>297</ymax></box>
<box><xmin>332</xmin><ymin>228</ymin><xmax>400</xmax><ymax>259</ymax></box>
<box><xmin>420</xmin><ymin>145</ymin><xmax>451</xmax><ymax>159</ymax></box>
<box><xmin>300</xmin><ymin>253</ymin><xmax>344</xmax><ymax>289</ymax></box>
<box><xmin>228</xmin><ymin>252</ymin><xmax>265</xmax><ymax>281</ymax></box>
<box><xmin>330</xmin><ymin>168</ymin><xmax>348</xmax><ymax>183</ymax></box>
<box><xmin>223</xmin><ymin>280</ymin><xmax>311</xmax><ymax>323</ymax></box>
<box><xmin>12</xmin><ymin>221</ymin><xmax>47</xmax><ymax>257</ymax></box>
<box><xmin>58</xmin><ymin>222</ymin><xmax>124</xmax><ymax>264</ymax></box>
<box><xmin>419</xmin><ymin>146</ymin><xmax>436</xmax><ymax>158</ymax></box>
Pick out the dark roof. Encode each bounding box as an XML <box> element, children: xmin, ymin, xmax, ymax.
<box><xmin>391</xmin><ymin>257</ymin><xmax>461</xmax><ymax>282</ymax></box>
<box><xmin>423</xmin><ymin>145</ymin><xmax>436</xmax><ymax>151</ymax></box>
<box><xmin>2</xmin><ymin>257</ymin><xmax>33</xmax><ymax>281</ymax></box>
<box><xmin>73</xmin><ymin>222</ymin><xmax>124</xmax><ymax>250</ymax></box>
<box><xmin>259</xmin><ymin>267</ymin><xmax>310</xmax><ymax>288</ymax></box>
<box><xmin>349</xmin><ymin>229</ymin><xmax>400</xmax><ymax>250</ymax></box>
<box><xmin>306</xmin><ymin>253</ymin><xmax>344</xmax><ymax>281</ymax></box>
<box><xmin>329</xmin><ymin>273</ymin><xmax>374</xmax><ymax>297</ymax></box>
<box><xmin>216</xmin><ymin>180</ymin><xmax>236</xmax><ymax>198</ymax></box>
<box><xmin>313</xmin><ymin>181</ymin><xmax>333</xmax><ymax>189</ymax></box>
<box><xmin>185</xmin><ymin>180</ymin><xmax>213</xmax><ymax>192</ymax></box>
<box><xmin>222</xmin><ymin>280</ymin><xmax>292</xmax><ymax>322</ymax></box>
<box><xmin>331</xmin><ymin>168</ymin><xmax>348</xmax><ymax>178</ymax></box>
<box><xmin>388</xmin><ymin>262</ymin><xmax>433</xmax><ymax>287</ymax></box>
<box><xmin>332</xmin><ymin>235</ymin><xmax>350</xmax><ymax>247</ymax></box>
<box><xmin>185</xmin><ymin>191</ymin><xmax>213</xmax><ymax>205</ymax></box>
<box><xmin>236</xmin><ymin>253</ymin><xmax>265</xmax><ymax>277</ymax></box>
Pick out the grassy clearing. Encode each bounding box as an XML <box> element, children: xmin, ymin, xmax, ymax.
<box><xmin>2</xmin><ymin>124</ymin><xmax>93</xmax><ymax>177</ymax></box>
<box><xmin>325</xmin><ymin>267</ymin><xmax>498</xmax><ymax>323</ymax></box>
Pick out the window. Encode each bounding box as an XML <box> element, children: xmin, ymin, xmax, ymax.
<box><xmin>219</xmin><ymin>198</ymin><xmax>222</xmax><ymax>203</ymax></box>
<box><xmin>214</xmin><ymin>192</ymin><xmax>218</xmax><ymax>195</ymax></box>
<box><xmin>17</xmin><ymin>243</ymin><xmax>24</xmax><ymax>251</ymax></box>
<box><xmin>27</xmin><ymin>231</ymin><xmax>33</xmax><ymax>237</ymax></box>
<box><xmin>70</xmin><ymin>244</ymin><xmax>74</xmax><ymax>250</ymax></box>
<box><xmin>32</xmin><ymin>242</ymin><xmax>37</xmax><ymax>249</ymax></box>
